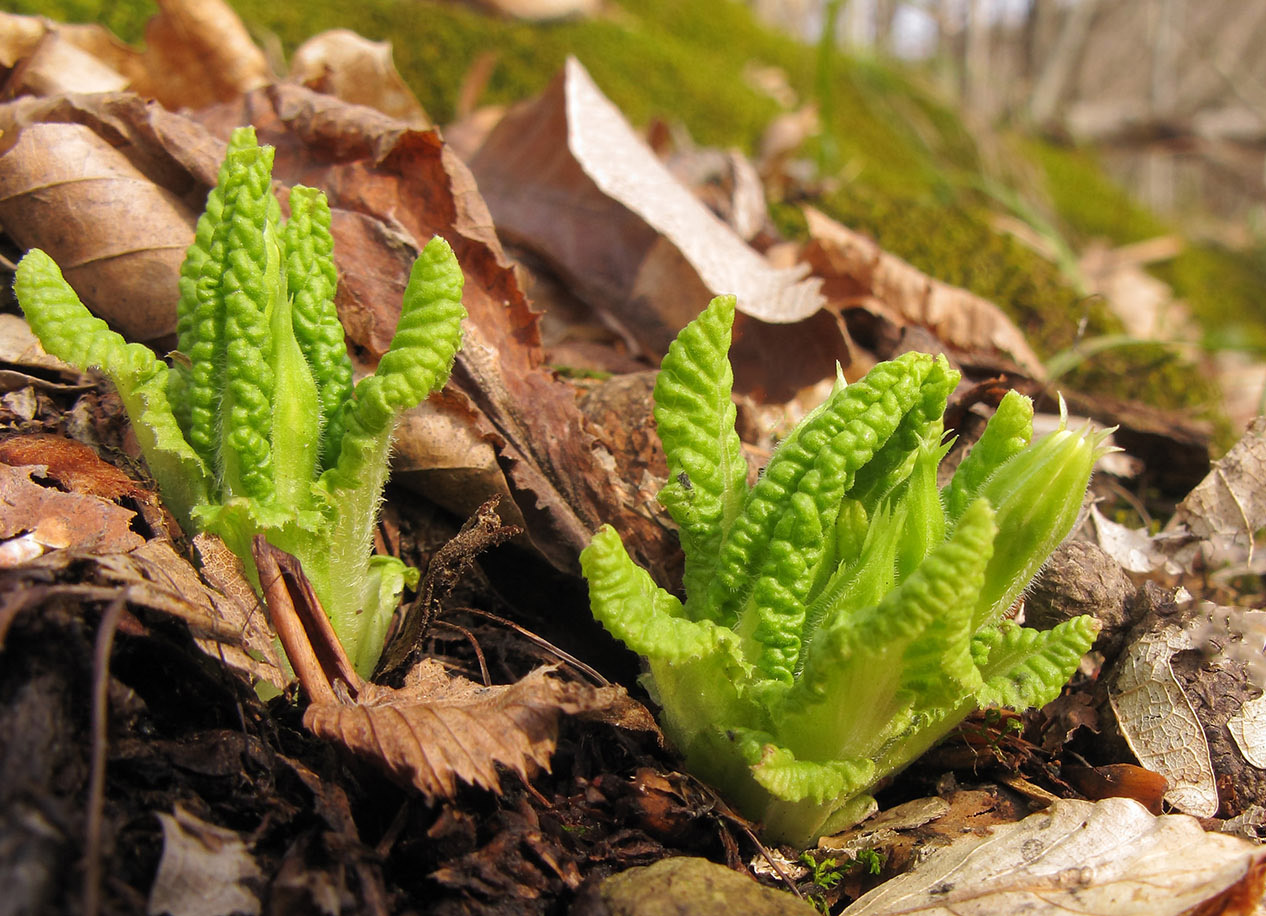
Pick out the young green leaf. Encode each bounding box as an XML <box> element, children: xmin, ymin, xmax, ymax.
<box><xmin>14</xmin><ymin>249</ymin><xmax>213</xmax><ymax>526</ymax></box>
<box><xmin>653</xmin><ymin>294</ymin><xmax>748</xmax><ymax>610</ymax></box>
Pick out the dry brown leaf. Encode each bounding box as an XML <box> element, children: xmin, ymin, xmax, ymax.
<box><xmin>289</xmin><ymin>30</ymin><xmax>430</xmax><ymax>128</ymax></box>
<box><xmin>0</xmin><ymin>120</ymin><xmax>195</xmax><ymax>341</ymax></box>
<box><xmin>0</xmin><ymin>13</ymin><xmax>144</xmax><ymax>91</ymax></box>
<box><xmin>133</xmin><ymin>0</ymin><xmax>271</xmax><ymax>110</ymax></box>
<box><xmin>841</xmin><ymin>798</ymin><xmax>1266</xmax><ymax>916</ymax></box>
<box><xmin>304</xmin><ymin>660</ymin><xmax>614</xmax><ymax>798</ymax></box>
<box><xmin>469</xmin><ymin>58</ymin><xmax>837</xmax><ymax>382</ymax></box>
<box><xmin>0</xmin><ymin>462</ymin><xmax>144</xmax><ymax>557</ymax></box>
<box><xmin>149</xmin><ymin>806</ymin><xmax>264</xmax><ymax>916</ymax></box>
<box><xmin>192</xmin><ymin>533</ymin><xmax>288</xmax><ymax>691</ymax></box>
<box><xmin>801</xmin><ymin>205</ymin><xmax>1046</xmax><ymax>379</ymax></box>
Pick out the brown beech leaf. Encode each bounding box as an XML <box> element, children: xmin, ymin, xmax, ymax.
<box><xmin>289</xmin><ymin>30</ymin><xmax>430</xmax><ymax>128</ymax></box>
<box><xmin>841</xmin><ymin>798</ymin><xmax>1266</xmax><ymax>916</ymax></box>
<box><xmin>0</xmin><ymin>120</ymin><xmax>196</xmax><ymax>341</ymax></box>
<box><xmin>304</xmin><ymin>660</ymin><xmax>614</xmax><ymax>798</ymax></box>
<box><xmin>801</xmin><ymin>205</ymin><xmax>1046</xmax><ymax>379</ymax></box>
<box><xmin>469</xmin><ymin>57</ymin><xmax>840</xmax><ymax>389</ymax></box>
<box><xmin>3</xmin><ymin>28</ymin><xmax>129</xmax><ymax>97</ymax></box>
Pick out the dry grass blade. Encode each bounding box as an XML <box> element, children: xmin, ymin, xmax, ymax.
<box><xmin>304</xmin><ymin>660</ymin><xmax>610</xmax><ymax>798</ymax></box>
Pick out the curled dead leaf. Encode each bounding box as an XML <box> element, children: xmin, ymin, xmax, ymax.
<box><xmin>289</xmin><ymin>30</ymin><xmax>430</xmax><ymax>128</ymax></box>
<box><xmin>149</xmin><ymin>806</ymin><xmax>264</xmax><ymax>916</ymax></box>
<box><xmin>0</xmin><ymin>120</ymin><xmax>195</xmax><ymax>341</ymax></box>
<box><xmin>469</xmin><ymin>57</ymin><xmax>835</xmax><ymax>386</ymax></box>
<box><xmin>802</xmin><ymin>205</ymin><xmax>1045</xmax><ymax>379</ymax></box>
<box><xmin>304</xmin><ymin>660</ymin><xmax>616</xmax><ymax>798</ymax></box>
<box><xmin>133</xmin><ymin>0</ymin><xmax>271</xmax><ymax>110</ymax></box>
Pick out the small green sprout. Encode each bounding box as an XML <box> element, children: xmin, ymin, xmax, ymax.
<box><xmin>15</xmin><ymin>127</ymin><xmax>466</xmax><ymax>678</ymax></box>
<box><xmin>581</xmin><ymin>295</ymin><xmax>1108</xmax><ymax>846</ymax></box>
<box><xmin>800</xmin><ymin>851</ymin><xmax>846</xmax><ymax>890</ymax></box>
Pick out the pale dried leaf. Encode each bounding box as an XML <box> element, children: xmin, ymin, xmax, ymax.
<box><xmin>1088</xmin><ymin>505</ymin><xmax>1172</xmax><ymax>574</ymax></box>
<box><xmin>1109</xmin><ymin>623</ymin><xmax>1219</xmax><ymax>817</ymax></box>
<box><xmin>289</xmin><ymin>30</ymin><xmax>430</xmax><ymax>128</ymax></box>
<box><xmin>841</xmin><ymin>798</ymin><xmax>1266</xmax><ymax>916</ymax></box>
<box><xmin>467</xmin><ymin>0</ymin><xmax>601</xmax><ymax>18</ymax></box>
<box><xmin>148</xmin><ymin>806</ymin><xmax>263</xmax><ymax>916</ymax></box>
<box><xmin>0</xmin><ymin>12</ymin><xmax>47</xmax><ymax>66</ymax></box>
<box><xmin>304</xmin><ymin>661</ymin><xmax>614</xmax><ymax>798</ymax></box>
<box><xmin>1090</xmin><ymin>418</ymin><xmax>1266</xmax><ymax>577</ymax></box>
<box><xmin>802</xmin><ymin>205</ymin><xmax>1046</xmax><ymax>378</ymax></box>
<box><xmin>1229</xmin><ymin>694</ymin><xmax>1266</xmax><ymax>770</ymax></box>
<box><xmin>0</xmin><ymin>121</ymin><xmax>194</xmax><ymax>341</ymax></box>
<box><xmin>1165</xmin><ymin>415</ymin><xmax>1266</xmax><ymax>568</ymax></box>
<box><xmin>469</xmin><ymin>57</ymin><xmax>825</xmax><ymax>358</ymax></box>
<box><xmin>6</xmin><ymin>31</ymin><xmax>129</xmax><ymax>96</ymax></box>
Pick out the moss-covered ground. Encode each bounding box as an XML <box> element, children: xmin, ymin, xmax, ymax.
<box><xmin>13</xmin><ymin>0</ymin><xmax>1251</xmax><ymax>430</ymax></box>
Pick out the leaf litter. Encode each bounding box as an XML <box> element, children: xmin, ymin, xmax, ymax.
<box><xmin>0</xmin><ymin>3</ymin><xmax>1265</xmax><ymax>913</ymax></box>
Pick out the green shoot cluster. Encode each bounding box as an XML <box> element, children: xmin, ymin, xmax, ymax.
<box><xmin>581</xmin><ymin>295</ymin><xmax>1107</xmax><ymax>845</ymax></box>
<box><xmin>15</xmin><ymin>127</ymin><xmax>466</xmax><ymax>677</ymax></box>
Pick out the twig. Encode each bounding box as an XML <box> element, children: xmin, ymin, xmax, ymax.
<box><xmin>434</xmin><ymin>619</ymin><xmax>491</xmax><ymax>686</ymax></box>
<box><xmin>454</xmin><ymin>606</ymin><xmax>610</xmax><ymax>687</ymax></box>
<box><xmin>83</xmin><ymin>596</ymin><xmax>126</xmax><ymax>916</ymax></box>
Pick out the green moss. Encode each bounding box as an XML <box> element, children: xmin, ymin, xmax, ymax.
<box><xmin>1027</xmin><ymin>140</ymin><xmax>1169</xmax><ymax>246</ymax></box>
<box><xmin>1153</xmin><ymin>243</ymin><xmax>1266</xmax><ymax>353</ymax></box>
<box><xmin>812</xmin><ymin>186</ymin><xmax>1219</xmax><ymax>419</ymax></box>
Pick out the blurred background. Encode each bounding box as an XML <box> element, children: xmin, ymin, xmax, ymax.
<box><xmin>9</xmin><ymin>0</ymin><xmax>1266</xmax><ymax>446</ymax></box>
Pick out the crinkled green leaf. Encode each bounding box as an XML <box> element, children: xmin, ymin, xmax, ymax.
<box><xmin>14</xmin><ymin>249</ymin><xmax>212</xmax><ymax>526</ymax></box>
<box><xmin>282</xmin><ymin>185</ymin><xmax>353</xmax><ymax>470</ymax></box>
<box><xmin>171</xmin><ymin>126</ymin><xmax>260</xmax><ymax>440</ymax></box>
<box><xmin>653</xmin><ymin>294</ymin><xmax>747</xmax><ymax>615</ymax></box>
<box><xmin>323</xmin><ymin>236</ymin><xmax>464</xmax><ymax>495</ymax></box>
<box><xmin>782</xmin><ymin>499</ymin><xmax>995</xmax><ymax>762</ymax></box>
<box><xmin>845</xmin><ymin>355</ymin><xmax>957</xmax><ymax>511</ymax></box>
<box><xmin>974</xmin><ymin>617</ymin><xmax>1100</xmax><ymax>709</ymax></box>
<box><xmin>718</xmin><ymin>353</ymin><xmax>936</xmax><ymax>682</ymax></box>
<box><xmin>731</xmin><ymin>729</ymin><xmax>876</xmax><ymax>805</ymax></box>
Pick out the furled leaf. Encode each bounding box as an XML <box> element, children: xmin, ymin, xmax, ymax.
<box><xmin>942</xmin><ymin>389</ymin><xmax>1033</xmax><ymax>524</ymax></box>
<box><xmin>653</xmin><ymin>294</ymin><xmax>748</xmax><ymax>608</ymax></box>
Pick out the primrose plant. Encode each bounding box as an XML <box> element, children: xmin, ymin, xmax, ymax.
<box><xmin>581</xmin><ymin>295</ymin><xmax>1108</xmax><ymax>846</ymax></box>
<box><xmin>15</xmin><ymin>127</ymin><xmax>466</xmax><ymax>678</ymax></box>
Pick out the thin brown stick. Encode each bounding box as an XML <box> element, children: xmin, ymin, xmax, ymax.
<box><xmin>454</xmin><ymin>606</ymin><xmax>610</xmax><ymax>687</ymax></box>
<box><xmin>434</xmin><ymin>619</ymin><xmax>491</xmax><ymax>686</ymax></box>
<box><xmin>83</xmin><ymin>596</ymin><xmax>126</xmax><ymax>916</ymax></box>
